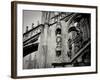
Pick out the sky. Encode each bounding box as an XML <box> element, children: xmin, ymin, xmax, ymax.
<box><xmin>23</xmin><ymin>10</ymin><xmax>42</xmax><ymax>33</ymax></box>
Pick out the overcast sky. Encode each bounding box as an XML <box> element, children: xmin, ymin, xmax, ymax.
<box><xmin>23</xmin><ymin>10</ymin><xmax>42</xmax><ymax>33</ymax></box>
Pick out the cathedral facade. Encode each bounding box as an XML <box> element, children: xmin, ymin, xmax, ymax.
<box><xmin>23</xmin><ymin>11</ymin><xmax>91</xmax><ymax>69</ymax></box>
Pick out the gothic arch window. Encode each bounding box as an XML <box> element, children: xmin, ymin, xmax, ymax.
<box><xmin>56</xmin><ymin>28</ymin><xmax>61</xmax><ymax>35</ymax></box>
